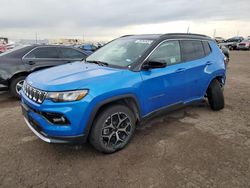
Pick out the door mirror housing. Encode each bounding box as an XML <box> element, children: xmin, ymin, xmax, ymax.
<box><xmin>142</xmin><ymin>60</ymin><xmax>167</xmax><ymax>70</ymax></box>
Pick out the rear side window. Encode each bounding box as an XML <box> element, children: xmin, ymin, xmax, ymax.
<box><xmin>0</xmin><ymin>46</ymin><xmax>34</xmax><ymax>58</ymax></box>
<box><xmin>25</xmin><ymin>47</ymin><xmax>59</xmax><ymax>59</ymax></box>
<box><xmin>59</xmin><ymin>48</ymin><xmax>86</xmax><ymax>59</ymax></box>
<box><xmin>202</xmin><ymin>41</ymin><xmax>211</xmax><ymax>55</ymax></box>
<box><xmin>180</xmin><ymin>40</ymin><xmax>205</xmax><ymax>61</ymax></box>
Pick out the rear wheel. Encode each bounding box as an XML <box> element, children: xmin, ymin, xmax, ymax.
<box><xmin>10</xmin><ymin>76</ymin><xmax>26</xmax><ymax>99</ymax></box>
<box><xmin>89</xmin><ymin>105</ymin><xmax>136</xmax><ymax>153</ymax></box>
<box><xmin>207</xmin><ymin>79</ymin><xmax>225</xmax><ymax>111</ymax></box>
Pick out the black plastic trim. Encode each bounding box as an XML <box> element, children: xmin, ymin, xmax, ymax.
<box><xmin>140</xmin><ymin>102</ymin><xmax>184</xmax><ymax>124</ymax></box>
<box><xmin>84</xmin><ymin>94</ymin><xmax>142</xmax><ymax>139</ymax></box>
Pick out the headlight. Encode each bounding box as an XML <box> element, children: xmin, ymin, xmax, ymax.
<box><xmin>46</xmin><ymin>90</ymin><xmax>88</xmax><ymax>102</ymax></box>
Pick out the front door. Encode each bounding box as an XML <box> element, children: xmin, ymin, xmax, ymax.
<box><xmin>140</xmin><ymin>40</ymin><xmax>187</xmax><ymax>115</ymax></box>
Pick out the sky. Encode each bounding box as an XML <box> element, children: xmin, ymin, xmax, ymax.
<box><xmin>0</xmin><ymin>0</ymin><xmax>250</xmax><ymax>42</ymax></box>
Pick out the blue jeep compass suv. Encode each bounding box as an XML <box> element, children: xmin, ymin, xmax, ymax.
<box><xmin>20</xmin><ymin>33</ymin><xmax>226</xmax><ymax>153</ymax></box>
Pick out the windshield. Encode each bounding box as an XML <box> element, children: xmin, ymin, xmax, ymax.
<box><xmin>86</xmin><ymin>38</ymin><xmax>154</xmax><ymax>67</ymax></box>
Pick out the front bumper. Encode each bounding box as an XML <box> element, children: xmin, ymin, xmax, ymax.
<box><xmin>23</xmin><ymin>117</ymin><xmax>86</xmax><ymax>143</ymax></box>
<box><xmin>237</xmin><ymin>46</ymin><xmax>249</xmax><ymax>50</ymax></box>
<box><xmin>20</xmin><ymin>90</ymin><xmax>94</xmax><ymax>143</ymax></box>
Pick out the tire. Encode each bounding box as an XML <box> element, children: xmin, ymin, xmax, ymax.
<box><xmin>207</xmin><ymin>79</ymin><xmax>224</xmax><ymax>111</ymax></box>
<box><xmin>10</xmin><ymin>76</ymin><xmax>26</xmax><ymax>99</ymax></box>
<box><xmin>89</xmin><ymin>104</ymin><xmax>136</xmax><ymax>153</ymax></box>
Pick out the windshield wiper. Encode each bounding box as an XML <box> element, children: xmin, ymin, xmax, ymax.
<box><xmin>86</xmin><ymin>60</ymin><xmax>109</xmax><ymax>67</ymax></box>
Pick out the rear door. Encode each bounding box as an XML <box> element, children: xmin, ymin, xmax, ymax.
<box><xmin>22</xmin><ymin>46</ymin><xmax>62</xmax><ymax>70</ymax></box>
<box><xmin>179</xmin><ymin>40</ymin><xmax>212</xmax><ymax>101</ymax></box>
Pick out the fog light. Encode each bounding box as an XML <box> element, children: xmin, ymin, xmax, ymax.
<box><xmin>42</xmin><ymin>112</ymin><xmax>70</xmax><ymax>125</ymax></box>
<box><xmin>52</xmin><ymin>116</ymin><xmax>66</xmax><ymax>124</ymax></box>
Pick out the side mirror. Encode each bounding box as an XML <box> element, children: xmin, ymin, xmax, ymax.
<box><xmin>142</xmin><ymin>60</ymin><xmax>167</xmax><ymax>70</ymax></box>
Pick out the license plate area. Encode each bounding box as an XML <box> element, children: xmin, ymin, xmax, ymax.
<box><xmin>21</xmin><ymin>103</ymin><xmax>29</xmax><ymax>120</ymax></box>
<box><xmin>21</xmin><ymin>103</ymin><xmax>44</xmax><ymax>134</ymax></box>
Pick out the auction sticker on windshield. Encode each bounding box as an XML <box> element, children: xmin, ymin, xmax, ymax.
<box><xmin>135</xmin><ymin>40</ymin><xmax>153</xmax><ymax>44</ymax></box>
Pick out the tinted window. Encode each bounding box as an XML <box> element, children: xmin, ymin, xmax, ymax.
<box><xmin>148</xmin><ymin>40</ymin><xmax>181</xmax><ymax>65</ymax></box>
<box><xmin>83</xmin><ymin>44</ymin><xmax>97</xmax><ymax>51</ymax></box>
<box><xmin>26</xmin><ymin>47</ymin><xmax>59</xmax><ymax>58</ymax></box>
<box><xmin>0</xmin><ymin>46</ymin><xmax>34</xmax><ymax>58</ymax></box>
<box><xmin>180</xmin><ymin>40</ymin><xmax>205</xmax><ymax>61</ymax></box>
<box><xmin>202</xmin><ymin>41</ymin><xmax>211</xmax><ymax>55</ymax></box>
<box><xmin>226</xmin><ymin>38</ymin><xmax>242</xmax><ymax>42</ymax></box>
<box><xmin>59</xmin><ymin>48</ymin><xmax>86</xmax><ymax>59</ymax></box>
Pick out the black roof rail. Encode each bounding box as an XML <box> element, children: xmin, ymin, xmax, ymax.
<box><xmin>161</xmin><ymin>33</ymin><xmax>211</xmax><ymax>38</ymax></box>
<box><xmin>119</xmin><ymin>35</ymin><xmax>135</xmax><ymax>38</ymax></box>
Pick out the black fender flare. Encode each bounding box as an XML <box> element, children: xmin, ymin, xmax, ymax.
<box><xmin>83</xmin><ymin>94</ymin><xmax>142</xmax><ymax>140</ymax></box>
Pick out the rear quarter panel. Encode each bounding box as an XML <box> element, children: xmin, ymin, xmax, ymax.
<box><xmin>0</xmin><ymin>57</ymin><xmax>26</xmax><ymax>84</ymax></box>
<box><xmin>204</xmin><ymin>41</ymin><xmax>226</xmax><ymax>91</ymax></box>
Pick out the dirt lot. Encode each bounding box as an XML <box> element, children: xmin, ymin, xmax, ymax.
<box><xmin>0</xmin><ymin>51</ymin><xmax>250</xmax><ymax>188</ymax></box>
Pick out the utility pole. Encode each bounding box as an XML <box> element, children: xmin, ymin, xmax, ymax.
<box><xmin>213</xmin><ymin>29</ymin><xmax>216</xmax><ymax>38</ymax></box>
<box><xmin>35</xmin><ymin>32</ymin><xmax>38</xmax><ymax>44</ymax></box>
<box><xmin>82</xmin><ymin>33</ymin><xmax>84</xmax><ymax>44</ymax></box>
<box><xmin>187</xmin><ymin>26</ymin><xmax>190</xmax><ymax>34</ymax></box>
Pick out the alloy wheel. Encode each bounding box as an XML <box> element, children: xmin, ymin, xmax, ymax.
<box><xmin>16</xmin><ymin>80</ymin><xmax>24</xmax><ymax>95</ymax></box>
<box><xmin>101</xmin><ymin>112</ymin><xmax>132</xmax><ymax>148</ymax></box>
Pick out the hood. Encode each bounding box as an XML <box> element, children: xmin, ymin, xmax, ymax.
<box><xmin>26</xmin><ymin>61</ymin><xmax>124</xmax><ymax>91</ymax></box>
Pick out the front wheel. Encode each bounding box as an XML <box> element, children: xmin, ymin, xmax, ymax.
<box><xmin>207</xmin><ymin>79</ymin><xmax>225</xmax><ymax>111</ymax></box>
<box><xmin>10</xmin><ymin>76</ymin><xmax>26</xmax><ymax>99</ymax></box>
<box><xmin>89</xmin><ymin>105</ymin><xmax>136</xmax><ymax>153</ymax></box>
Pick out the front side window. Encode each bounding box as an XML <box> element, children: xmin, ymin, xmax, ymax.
<box><xmin>25</xmin><ymin>47</ymin><xmax>59</xmax><ymax>59</ymax></box>
<box><xmin>59</xmin><ymin>48</ymin><xmax>86</xmax><ymax>59</ymax></box>
<box><xmin>148</xmin><ymin>40</ymin><xmax>181</xmax><ymax>65</ymax></box>
<box><xmin>180</xmin><ymin>40</ymin><xmax>205</xmax><ymax>61</ymax></box>
<box><xmin>86</xmin><ymin>38</ymin><xmax>154</xmax><ymax>67</ymax></box>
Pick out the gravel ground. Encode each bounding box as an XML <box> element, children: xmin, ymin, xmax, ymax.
<box><xmin>0</xmin><ymin>51</ymin><xmax>249</xmax><ymax>188</ymax></box>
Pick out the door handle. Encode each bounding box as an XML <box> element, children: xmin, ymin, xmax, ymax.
<box><xmin>27</xmin><ymin>61</ymin><xmax>35</xmax><ymax>65</ymax></box>
<box><xmin>206</xmin><ymin>61</ymin><xmax>213</xmax><ymax>66</ymax></box>
<box><xmin>175</xmin><ymin>68</ymin><xmax>186</xmax><ymax>73</ymax></box>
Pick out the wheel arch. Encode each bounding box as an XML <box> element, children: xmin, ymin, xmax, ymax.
<box><xmin>206</xmin><ymin>74</ymin><xmax>226</xmax><ymax>93</ymax></box>
<box><xmin>9</xmin><ymin>71</ymin><xmax>30</xmax><ymax>86</ymax></box>
<box><xmin>84</xmin><ymin>94</ymin><xmax>142</xmax><ymax>139</ymax></box>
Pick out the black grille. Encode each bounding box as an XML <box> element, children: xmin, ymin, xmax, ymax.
<box><xmin>23</xmin><ymin>82</ymin><xmax>47</xmax><ymax>104</ymax></box>
<box><xmin>239</xmin><ymin>43</ymin><xmax>246</xmax><ymax>46</ymax></box>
